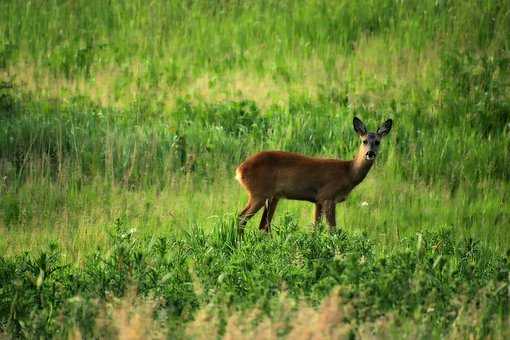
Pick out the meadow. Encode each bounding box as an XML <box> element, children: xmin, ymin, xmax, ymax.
<box><xmin>0</xmin><ymin>0</ymin><xmax>509</xmax><ymax>338</ymax></box>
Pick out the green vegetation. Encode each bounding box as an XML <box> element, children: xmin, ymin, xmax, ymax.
<box><xmin>0</xmin><ymin>0</ymin><xmax>509</xmax><ymax>338</ymax></box>
<box><xmin>2</xmin><ymin>223</ymin><xmax>509</xmax><ymax>338</ymax></box>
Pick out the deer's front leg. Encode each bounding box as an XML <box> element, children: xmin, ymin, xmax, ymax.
<box><xmin>323</xmin><ymin>200</ymin><xmax>336</xmax><ymax>232</ymax></box>
<box><xmin>314</xmin><ymin>202</ymin><xmax>323</xmax><ymax>226</ymax></box>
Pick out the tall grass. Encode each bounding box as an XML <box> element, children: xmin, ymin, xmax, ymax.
<box><xmin>1</xmin><ymin>89</ymin><xmax>508</xmax><ymax>256</ymax></box>
<box><xmin>1</xmin><ymin>1</ymin><xmax>508</xmax><ymax>110</ymax></box>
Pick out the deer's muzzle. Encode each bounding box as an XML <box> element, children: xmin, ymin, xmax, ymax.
<box><xmin>365</xmin><ymin>151</ymin><xmax>376</xmax><ymax>160</ymax></box>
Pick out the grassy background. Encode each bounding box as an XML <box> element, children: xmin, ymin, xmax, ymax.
<box><xmin>0</xmin><ymin>0</ymin><xmax>509</xmax><ymax>338</ymax></box>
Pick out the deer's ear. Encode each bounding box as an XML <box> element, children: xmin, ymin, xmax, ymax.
<box><xmin>353</xmin><ymin>117</ymin><xmax>367</xmax><ymax>137</ymax></box>
<box><xmin>377</xmin><ymin>119</ymin><xmax>393</xmax><ymax>137</ymax></box>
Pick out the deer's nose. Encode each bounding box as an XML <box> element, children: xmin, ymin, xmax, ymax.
<box><xmin>366</xmin><ymin>151</ymin><xmax>376</xmax><ymax>160</ymax></box>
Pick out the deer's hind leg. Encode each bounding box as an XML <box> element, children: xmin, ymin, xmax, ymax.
<box><xmin>259</xmin><ymin>197</ymin><xmax>279</xmax><ymax>232</ymax></box>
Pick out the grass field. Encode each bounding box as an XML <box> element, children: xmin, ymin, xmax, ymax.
<box><xmin>1</xmin><ymin>0</ymin><xmax>509</xmax><ymax>338</ymax></box>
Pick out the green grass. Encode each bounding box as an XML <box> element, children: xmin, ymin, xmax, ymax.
<box><xmin>0</xmin><ymin>0</ymin><xmax>509</xmax><ymax>338</ymax></box>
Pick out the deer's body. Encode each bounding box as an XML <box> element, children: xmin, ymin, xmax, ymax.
<box><xmin>236</xmin><ymin>151</ymin><xmax>371</xmax><ymax>203</ymax></box>
<box><xmin>236</xmin><ymin>117</ymin><xmax>392</xmax><ymax>234</ymax></box>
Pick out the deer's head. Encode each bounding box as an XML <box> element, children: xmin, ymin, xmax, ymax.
<box><xmin>353</xmin><ymin>117</ymin><xmax>393</xmax><ymax>161</ymax></box>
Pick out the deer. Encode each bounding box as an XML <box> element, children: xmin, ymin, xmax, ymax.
<box><xmin>235</xmin><ymin>117</ymin><xmax>393</xmax><ymax>234</ymax></box>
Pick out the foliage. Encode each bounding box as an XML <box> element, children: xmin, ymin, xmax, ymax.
<box><xmin>1</xmin><ymin>222</ymin><xmax>508</xmax><ymax>338</ymax></box>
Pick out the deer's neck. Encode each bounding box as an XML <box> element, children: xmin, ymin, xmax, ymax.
<box><xmin>350</xmin><ymin>147</ymin><xmax>374</xmax><ymax>186</ymax></box>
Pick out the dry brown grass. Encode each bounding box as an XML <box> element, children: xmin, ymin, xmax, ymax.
<box><xmin>186</xmin><ymin>289</ymin><xmax>353</xmax><ymax>340</ymax></box>
<box><xmin>285</xmin><ymin>291</ymin><xmax>352</xmax><ymax>340</ymax></box>
<box><xmin>72</xmin><ymin>289</ymin><xmax>166</xmax><ymax>340</ymax></box>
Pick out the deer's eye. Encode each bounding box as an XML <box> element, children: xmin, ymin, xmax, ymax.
<box><xmin>363</xmin><ymin>140</ymin><xmax>368</xmax><ymax>145</ymax></box>
<box><xmin>375</xmin><ymin>140</ymin><xmax>380</xmax><ymax>145</ymax></box>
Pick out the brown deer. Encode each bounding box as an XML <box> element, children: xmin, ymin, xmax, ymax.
<box><xmin>235</xmin><ymin>117</ymin><xmax>392</xmax><ymax>234</ymax></box>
